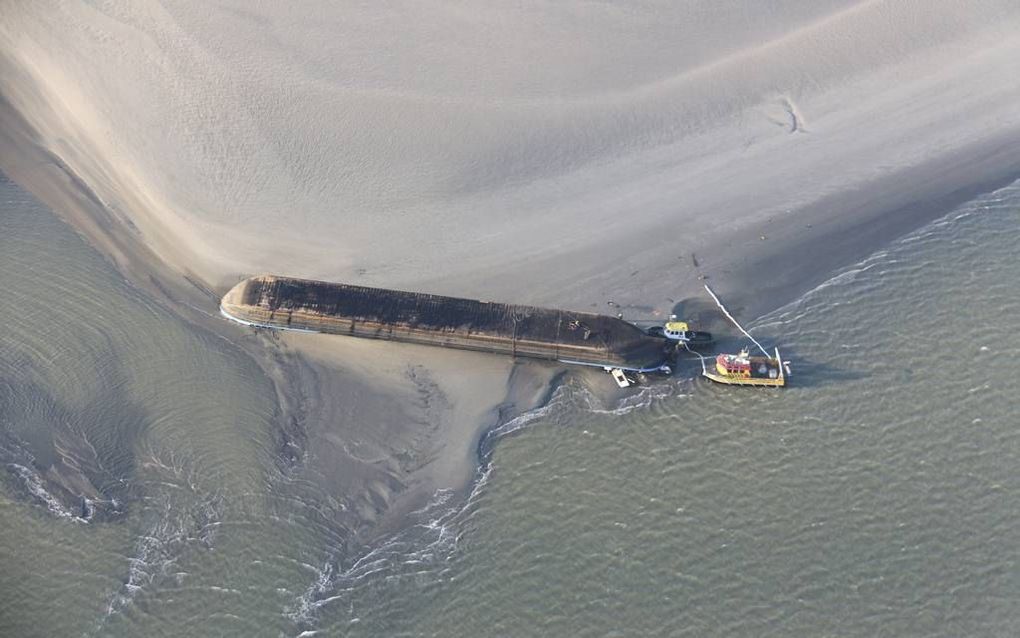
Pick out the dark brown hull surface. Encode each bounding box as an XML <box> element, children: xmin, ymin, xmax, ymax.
<box><xmin>221</xmin><ymin>275</ymin><xmax>673</xmax><ymax>372</ymax></box>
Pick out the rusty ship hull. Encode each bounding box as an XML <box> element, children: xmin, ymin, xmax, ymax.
<box><xmin>220</xmin><ymin>276</ymin><xmax>675</xmax><ymax>373</ymax></box>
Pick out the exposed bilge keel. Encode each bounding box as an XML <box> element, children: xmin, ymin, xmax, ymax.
<box><xmin>220</xmin><ymin>275</ymin><xmax>677</xmax><ymax>374</ymax></box>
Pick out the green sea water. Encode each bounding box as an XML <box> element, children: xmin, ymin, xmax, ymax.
<box><xmin>2</xmin><ymin>171</ymin><xmax>1018</xmax><ymax>637</ymax></box>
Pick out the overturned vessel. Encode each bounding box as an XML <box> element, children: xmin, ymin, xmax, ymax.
<box><xmin>220</xmin><ymin>275</ymin><xmax>677</xmax><ymax>373</ymax></box>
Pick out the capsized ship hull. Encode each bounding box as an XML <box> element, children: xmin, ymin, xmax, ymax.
<box><xmin>220</xmin><ymin>276</ymin><xmax>676</xmax><ymax>373</ymax></box>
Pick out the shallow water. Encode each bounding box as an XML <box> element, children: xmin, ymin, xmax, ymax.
<box><xmin>2</xmin><ymin>172</ymin><xmax>1018</xmax><ymax>636</ymax></box>
<box><xmin>0</xmin><ymin>173</ymin><xmax>294</xmax><ymax>636</ymax></box>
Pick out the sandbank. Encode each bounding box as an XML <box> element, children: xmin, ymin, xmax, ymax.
<box><xmin>3</xmin><ymin>0</ymin><xmax>1020</xmax><ymax>543</ymax></box>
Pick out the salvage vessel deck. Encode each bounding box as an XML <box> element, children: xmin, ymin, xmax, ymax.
<box><xmin>220</xmin><ymin>276</ymin><xmax>674</xmax><ymax>372</ymax></box>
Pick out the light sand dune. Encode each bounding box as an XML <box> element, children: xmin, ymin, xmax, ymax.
<box><xmin>3</xmin><ymin>1</ymin><xmax>1020</xmax><ymax>313</ymax></box>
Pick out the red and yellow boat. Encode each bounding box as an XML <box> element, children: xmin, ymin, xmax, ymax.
<box><xmin>703</xmin><ymin>347</ymin><xmax>788</xmax><ymax>387</ymax></box>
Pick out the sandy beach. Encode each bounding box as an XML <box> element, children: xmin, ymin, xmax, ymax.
<box><xmin>4</xmin><ymin>0</ymin><xmax>1020</xmax><ymax>544</ymax></box>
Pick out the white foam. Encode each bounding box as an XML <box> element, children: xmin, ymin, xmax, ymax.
<box><xmin>7</xmin><ymin>463</ymin><xmax>82</xmax><ymax>521</ymax></box>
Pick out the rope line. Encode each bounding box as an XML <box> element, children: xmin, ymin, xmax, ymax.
<box><xmin>703</xmin><ymin>284</ymin><xmax>770</xmax><ymax>357</ymax></box>
<box><xmin>683</xmin><ymin>342</ymin><xmax>708</xmax><ymax>375</ymax></box>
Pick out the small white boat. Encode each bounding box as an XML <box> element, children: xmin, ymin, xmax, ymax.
<box><xmin>610</xmin><ymin>368</ymin><xmax>632</xmax><ymax>388</ymax></box>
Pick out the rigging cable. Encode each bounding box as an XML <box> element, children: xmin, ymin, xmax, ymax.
<box><xmin>683</xmin><ymin>342</ymin><xmax>708</xmax><ymax>375</ymax></box>
<box><xmin>703</xmin><ymin>284</ymin><xmax>770</xmax><ymax>357</ymax></box>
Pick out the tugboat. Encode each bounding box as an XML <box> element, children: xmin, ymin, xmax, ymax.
<box><xmin>703</xmin><ymin>347</ymin><xmax>788</xmax><ymax>387</ymax></box>
<box><xmin>647</xmin><ymin>316</ymin><xmax>714</xmax><ymax>348</ymax></box>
